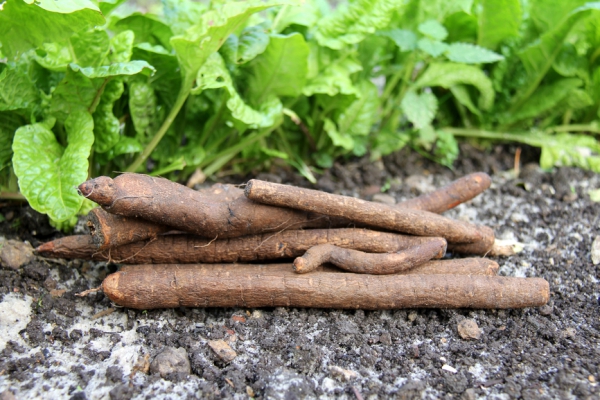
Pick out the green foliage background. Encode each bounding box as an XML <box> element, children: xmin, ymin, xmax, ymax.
<box><xmin>1</xmin><ymin>0</ymin><xmax>600</xmax><ymax>227</ymax></box>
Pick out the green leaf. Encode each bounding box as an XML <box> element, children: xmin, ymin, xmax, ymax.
<box><xmin>417</xmin><ymin>0</ymin><xmax>473</xmax><ymax>21</ymax></box>
<box><xmin>553</xmin><ymin>43</ymin><xmax>590</xmax><ymax>80</ymax></box>
<box><xmin>418</xmin><ymin>20</ymin><xmax>448</xmax><ymax>41</ymax></box>
<box><xmin>503</xmin><ymin>78</ymin><xmax>582</xmax><ymax>123</ymax></box>
<box><xmin>450</xmin><ymin>85</ymin><xmax>481</xmax><ymax>116</ymax></box>
<box><xmin>414</xmin><ymin>62</ymin><xmax>495</xmax><ymax>110</ymax></box>
<box><xmin>539</xmin><ymin>133</ymin><xmax>600</xmax><ymax>172</ymax></box>
<box><xmin>113</xmin><ymin>13</ymin><xmax>174</xmax><ymax>50</ymax></box>
<box><xmin>98</xmin><ymin>0</ymin><xmax>127</xmax><ymax>15</ymax></box>
<box><xmin>434</xmin><ymin>130</ymin><xmax>459</xmax><ymax>167</ymax></box>
<box><xmin>271</xmin><ymin>2</ymin><xmax>320</xmax><ymax>32</ymax></box>
<box><xmin>0</xmin><ymin>66</ymin><xmax>39</xmax><ymax>111</ymax></box>
<box><xmin>445</xmin><ymin>43</ymin><xmax>504</xmax><ymax>64</ymax></box>
<box><xmin>34</xmin><ymin>42</ymin><xmax>72</xmax><ymax>71</ymax></box>
<box><xmin>170</xmin><ymin>1</ymin><xmax>283</xmax><ymax>87</ymax></box>
<box><xmin>417</xmin><ymin>38</ymin><xmax>449</xmax><ymax>57</ymax></box>
<box><xmin>0</xmin><ymin>0</ymin><xmax>104</xmax><ymax>59</ymax></box>
<box><xmin>12</xmin><ymin>111</ymin><xmax>94</xmax><ymax>222</ymax></box>
<box><xmin>313</xmin><ymin>0</ymin><xmax>403</xmax><ymax>50</ymax></box>
<box><xmin>323</xmin><ymin>118</ymin><xmax>354</xmax><ymax>150</ymax></box>
<box><xmin>162</xmin><ymin>0</ymin><xmax>209</xmax><ymax>35</ymax></box>
<box><xmin>514</xmin><ymin>3</ymin><xmax>600</xmax><ymax>110</ymax></box>
<box><xmin>401</xmin><ymin>90</ymin><xmax>438</xmax><ymax>129</ymax></box>
<box><xmin>70</xmin><ymin>29</ymin><xmax>110</xmax><ymax>68</ymax></box>
<box><xmin>337</xmin><ymin>80</ymin><xmax>379</xmax><ymax>136</ymax></box>
<box><xmin>303</xmin><ymin>56</ymin><xmax>361</xmax><ymax>97</ymax></box>
<box><xmin>92</xmin><ymin>79</ymin><xmax>124</xmax><ymax>153</ymax></box>
<box><xmin>129</xmin><ymin>80</ymin><xmax>159</xmax><ymax>143</ymax></box>
<box><xmin>0</xmin><ymin>112</ymin><xmax>24</xmax><ymax>169</ymax></box>
<box><xmin>478</xmin><ymin>0</ymin><xmax>522</xmax><ymax>50</ymax></box>
<box><xmin>132</xmin><ymin>43</ymin><xmax>181</xmax><ymax>107</ymax></box>
<box><xmin>192</xmin><ymin>53</ymin><xmax>281</xmax><ymax>128</ymax></box>
<box><xmin>246</xmin><ymin>33</ymin><xmax>309</xmax><ymax>104</ymax></box>
<box><xmin>221</xmin><ymin>25</ymin><xmax>271</xmax><ymax>65</ymax></box>
<box><xmin>69</xmin><ymin>60</ymin><xmax>155</xmax><ymax>79</ymax></box>
<box><xmin>378</xmin><ymin>29</ymin><xmax>417</xmax><ymax>52</ymax></box>
<box><xmin>107</xmin><ymin>30</ymin><xmax>135</xmax><ymax>64</ymax></box>
<box><xmin>529</xmin><ymin>0</ymin><xmax>590</xmax><ymax>33</ymax></box>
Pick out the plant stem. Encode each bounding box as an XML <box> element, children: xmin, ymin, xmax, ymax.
<box><xmin>549</xmin><ymin>124</ymin><xmax>600</xmax><ymax>134</ymax></box>
<box><xmin>88</xmin><ymin>78</ymin><xmax>110</xmax><ymax>114</ymax></box>
<box><xmin>0</xmin><ymin>192</ymin><xmax>26</xmax><ymax>201</ymax></box>
<box><xmin>125</xmin><ymin>83</ymin><xmax>192</xmax><ymax>173</ymax></box>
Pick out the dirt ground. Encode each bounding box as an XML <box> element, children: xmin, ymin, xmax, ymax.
<box><xmin>0</xmin><ymin>144</ymin><xmax>598</xmax><ymax>399</ymax></box>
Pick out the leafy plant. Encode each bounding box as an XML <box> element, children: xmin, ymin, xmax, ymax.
<box><xmin>1</xmin><ymin>0</ymin><xmax>600</xmax><ymax>228</ymax></box>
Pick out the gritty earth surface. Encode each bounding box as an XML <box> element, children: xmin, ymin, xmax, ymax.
<box><xmin>0</xmin><ymin>144</ymin><xmax>598</xmax><ymax>399</ymax></box>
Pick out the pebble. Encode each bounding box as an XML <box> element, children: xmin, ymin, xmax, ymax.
<box><xmin>208</xmin><ymin>339</ymin><xmax>237</xmax><ymax>363</ymax></box>
<box><xmin>591</xmin><ymin>236</ymin><xmax>600</xmax><ymax>265</ymax></box>
<box><xmin>372</xmin><ymin>193</ymin><xmax>396</xmax><ymax>205</ymax></box>
<box><xmin>329</xmin><ymin>365</ymin><xmax>359</xmax><ymax>381</ymax></box>
<box><xmin>539</xmin><ymin>304</ymin><xmax>553</xmax><ymax>316</ymax></box>
<box><xmin>457</xmin><ymin>319</ymin><xmax>481</xmax><ymax>340</ymax></box>
<box><xmin>149</xmin><ymin>347</ymin><xmax>191</xmax><ymax>377</ymax></box>
<box><xmin>442</xmin><ymin>364</ymin><xmax>457</xmax><ymax>373</ymax></box>
<box><xmin>0</xmin><ymin>239</ymin><xmax>34</xmax><ymax>270</ymax></box>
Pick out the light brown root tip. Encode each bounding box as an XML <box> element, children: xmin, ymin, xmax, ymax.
<box><xmin>293</xmin><ymin>257</ymin><xmax>307</xmax><ymax>273</ymax></box>
<box><xmin>35</xmin><ymin>242</ymin><xmax>54</xmax><ymax>255</ymax></box>
<box><xmin>76</xmin><ymin>286</ymin><xmax>103</xmax><ymax>297</ymax></box>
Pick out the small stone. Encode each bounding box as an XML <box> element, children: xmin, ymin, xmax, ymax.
<box><xmin>44</xmin><ymin>277</ymin><xmax>57</xmax><ymax>290</ymax></box>
<box><xmin>231</xmin><ymin>315</ymin><xmax>246</xmax><ymax>323</ymax></box>
<box><xmin>0</xmin><ymin>239</ymin><xmax>34</xmax><ymax>270</ymax></box>
<box><xmin>372</xmin><ymin>193</ymin><xmax>396</xmax><ymax>205</ymax></box>
<box><xmin>208</xmin><ymin>339</ymin><xmax>237</xmax><ymax>363</ymax></box>
<box><xmin>563</xmin><ymin>192</ymin><xmax>578</xmax><ymax>202</ymax></box>
<box><xmin>408</xmin><ymin>311</ymin><xmax>418</xmax><ymax>322</ymax></box>
<box><xmin>462</xmin><ymin>388</ymin><xmax>477</xmax><ymax>400</ymax></box>
<box><xmin>442</xmin><ymin>364</ymin><xmax>457</xmax><ymax>373</ymax></box>
<box><xmin>379</xmin><ymin>332</ymin><xmax>392</xmax><ymax>345</ymax></box>
<box><xmin>0</xmin><ymin>390</ymin><xmax>16</xmax><ymax>400</ymax></box>
<box><xmin>50</xmin><ymin>289</ymin><xmax>66</xmax><ymax>298</ymax></box>
<box><xmin>457</xmin><ymin>319</ymin><xmax>481</xmax><ymax>340</ymax></box>
<box><xmin>591</xmin><ymin>236</ymin><xmax>600</xmax><ymax>265</ymax></box>
<box><xmin>562</xmin><ymin>327</ymin><xmax>576</xmax><ymax>339</ymax></box>
<box><xmin>246</xmin><ymin>386</ymin><xmax>255</xmax><ymax>397</ymax></box>
<box><xmin>538</xmin><ymin>305</ymin><xmax>553</xmax><ymax>316</ymax></box>
<box><xmin>589</xmin><ymin>375</ymin><xmax>596</xmax><ymax>383</ymax></box>
<box><xmin>329</xmin><ymin>365</ymin><xmax>359</xmax><ymax>381</ymax></box>
<box><xmin>149</xmin><ymin>347</ymin><xmax>191</xmax><ymax>378</ymax></box>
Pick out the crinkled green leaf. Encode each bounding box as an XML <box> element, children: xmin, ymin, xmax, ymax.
<box><xmin>303</xmin><ymin>48</ymin><xmax>362</xmax><ymax>97</ymax></box>
<box><xmin>417</xmin><ymin>0</ymin><xmax>473</xmax><ymax>21</ymax></box>
<box><xmin>69</xmin><ymin>60</ymin><xmax>155</xmax><ymax>79</ymax></box>
<box><xmin>129</xmin><ymin>80</ymin><xmax>159</xmax><ymax>143</ymax></box>
<box><xmin>93</xmin><ymin>79</ymin><xmax>124</xmax><ymax>153</ymax></box>
<box><xmin>70</xmin><ymin>29</ymin><xmax>110</xmax><ymax>68</ymax></box>
<box><xmin>246</xmin><ymin>33</ymin><xmax>309</xmax><ymax>104</ymax></box>
<box><xmin>418</xmin><ymin>20</ymin><xmax>448</xmax><ymax>41</ymax></box>
<box><xmin>504</xmin><ymin>78</ymin><xmax>582</xmax><ymax>123</ymax></box>
<box><xmin>192</xmin><ymin>53</ymin><xmax>280</xmax><ymax>128</ymax></box>
<box><xmin>478</xmin><ymin>0</ymin><xmax>522</xmax><ymax>49</ymax></box>
<box><xmin>34</xmin><ymin>42</ymin><xmax>72</xmax><ymax>71</ymax></box>
<box><xmin>221</xmin><ymin>25</ymin><xmax>271</xmax><ymax>65</ymax></box>
<box><xmin>171</xmin><ymin>1</ymin><xmax>285</xmax><ymax>86</ymax></box>
<box><xmin>0</xmin><ymin>0</ymin><xmax>104</xmax><ymax>59</ymax></box>
<box><xmin>539</xmin><ymin>133</ymin><xmax>600</xmax><ymax>172</ymax></box>
<box><xmin>414</xmin><ymin>62</ymin><xmax>495</xmax><ymax>110</ymax></box>
<box><xmin>401</xmin><ymin>90</ymin><xmax>438</xmax><ymax>129</ymax></box>
<box><xmin>0</xmin><ymin>112</ymin><xmax>24</xmax><ymax>169</ymax></box>
<box><xmin>12</xmin><ymin>111</ymin><xmax>94</xmax><ymax>222</ymax></box>
<box><xmin>450</xmin><ymin>85</ymin><xmax>481</xmax><ymax>116</ymax></box>
<box><xmin>0</xmin><ymin>67</ymin><xmax>39</xmax><ymax>111</ymax></box>
<box><xmin>162</xmin><ymin>0</ymin><xmax>209</xmax><ymax>35</ymax></box>
<box><xmin>313</xmin><ymin>0</ymin><xmax>403</xmax><ymax>50</ymax></box>
<box><xmin>561</xmin><ymin>89</ymin><xmax>594</xmax><ymax>109</ymax></box>
<box><xmin>553</xmin><ymin>43</ymin><xmax>590</xmax><ymax>80</ymax></box>
<box><xmin>132</xmin><ymin>43</ymin><xmax>181</xmax><ymax>107</ymax></box>
<box><xmin>445</xmin><ymin>43</ymin><xmax>505</xmax><ymax>64</ymax></box>
<box><xmin>49</xmin><ymin>68</ymin><xmax>103</xmax><ymax>122</ymax></box>
<box><xmin>417</xmin><ymin>38</ymin><xmax>449</xmax><ymax>57</ymax></box>
<box><xmin>113</xmin><ymin>13</ymin><xmax>174</xmax><ymax>50</ymax></box>
<box><xmin>337</xmin><ymin>80</ymin><xmax>379</xmax><ymax>136</ymax></box>
<box><xmin>378</xmin><ymin>29</ymin><xmax>417</xmax><ymax>51</ymax></box>
<box><xmin>323</xmin><ymin>118</ymin><xmax>354</xmax><ymax>150</ymax></box>
<box><xmin>107</xmin><ymin>30</ymin><xmax>135</xmax><ymax>64</ymax></box>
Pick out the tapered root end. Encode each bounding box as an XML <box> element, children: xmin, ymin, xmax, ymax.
<box><xmin>243</xmin><ymin>180</ymin><xmax>255</xmax><ymax>198</ymax></box>
<box><xmin>35</xmin><ymin>241</ymin><xmax>54</xmax><ymax>256</ymax></box>
<box><xmin>78</xmin><ymin>176</ymin><xmax>117</xmax><ymax>206</ymax></box>
<box><xmin>471</xmin><ymin>172</ymin><xmax>492</xmax><ymax>190</ymax></box>
<box><xmin>293</xmin><ymin>257</ymin><xmax>310</xmax><ymax>274</ymax></box>
<box><xmin>102</xmin><ymin>272</ymin><xmax>125</xmax><ymax>304</ymax></box>
<box><xmin>484</xmin><ymin>260</ymin><xmax>500</xmax><ymax>275</ymax></box>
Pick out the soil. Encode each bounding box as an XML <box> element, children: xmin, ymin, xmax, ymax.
<box><xmin>0</xmin><ymin>144</ymin><xmax>598</xmax><ymax>399</ymax></box>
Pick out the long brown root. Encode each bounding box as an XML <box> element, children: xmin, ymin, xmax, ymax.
<box><xmin>101</xmin><ymin>264</ymin><xmax>549</xmax><ymax>310</ymax></box>
<box><xmin>293</xmin><ymin>238</ymin><xmax>447</xmax><ymax>274</ymax></box>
